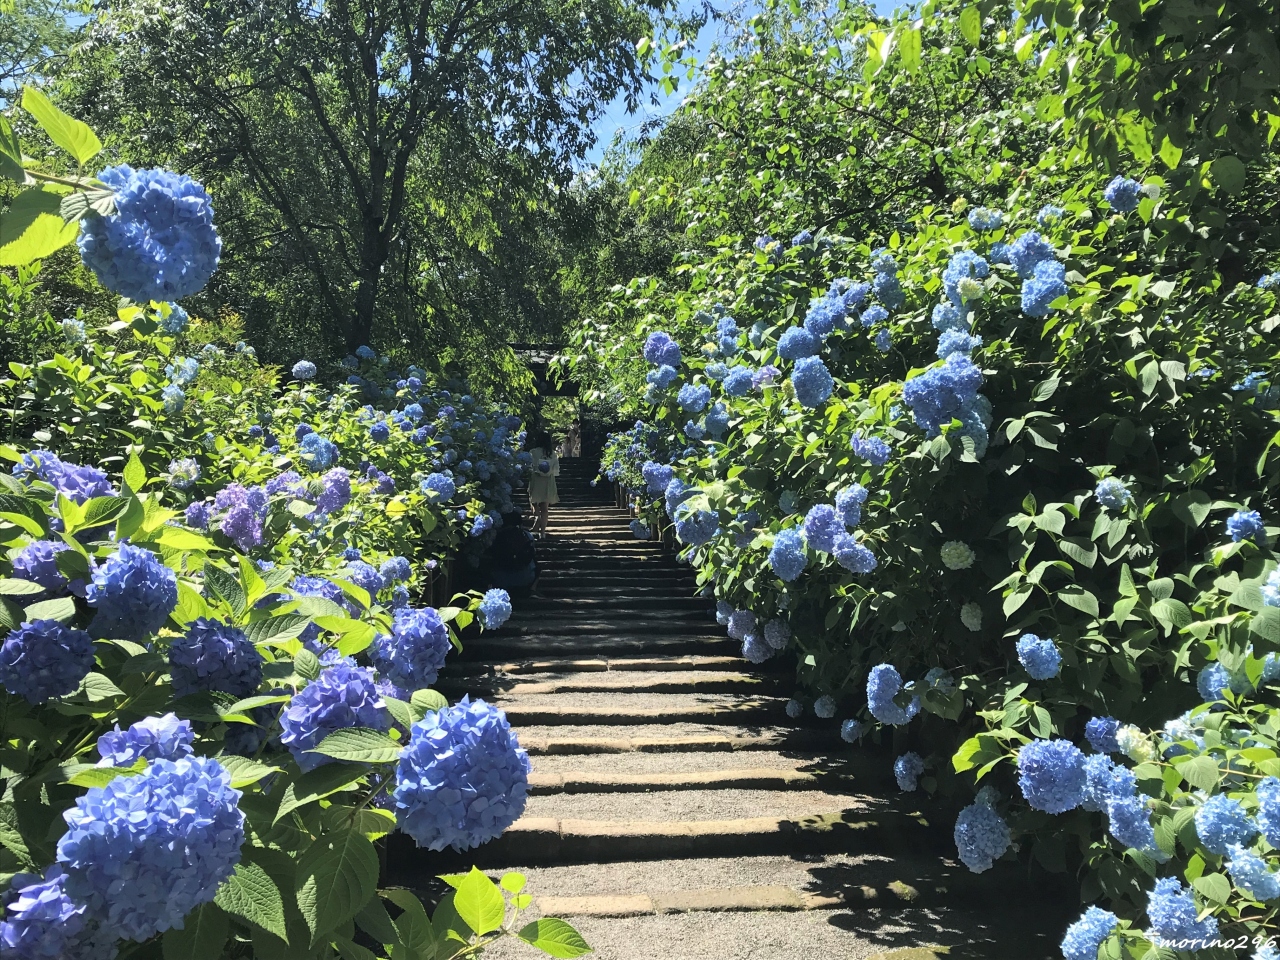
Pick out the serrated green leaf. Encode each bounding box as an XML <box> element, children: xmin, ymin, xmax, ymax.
<box><xmin>215</xmin><ymin>860</ymin><xmax>288</xmax><ymax>941</ymax></box>
<box><xmin>516</xmin><ymin>918</ymin><xmax>593</xmax><ymax>958</ymax></box>
<box><xmin>382</xmin><ymin>888</ymin><xmax>438</xmax><ymax>957</ymax></box>
<box><xmin>1180</xmin><ymin>756</ymin><xmax>1221</xmax><ymax>792</ymax></box>
<box><xmin>0</xmin><ymin>578</ymin><xmax>43</xmax><ymax>595</ymax></box>
<box><xmin>244</xmin><ymin>615</ymin><xmax>312</xmax><ymax>645</ymax></box>
<box><xmin>1192</xmin><ymin>872</ymin><xmax>1231</xmax><ymax>904</ymax></box>
<box><xmin>162</xmin><ymin>902</ymin><xmax>229</xmax><ymax>960</ymax></box>
<box><xmin>295</xmin><ymin>828</ymin><xmax>380</xmax><ymax>946</ymax></box>
<box><xmin>0</xmin><ymin>187</ymin><xmax>79</xmax><ymax>266</ymax></box>
<box><xmin>123</xmin><ymin>453</ymin><xmax>146</xmax><ymax>493</ymax></box>
<box><xmin>453</xmin><ymin>866</ymin><xmax>505</xmax><ymax>936</ymax></box>
<box><xmin>274</xmin><ymin>763</ymin><xmax>366</xmax><ymax>824</ymax></box>
<box><xmin>218</xmin><ymin>754</ymin><xmax>283</xmax><ymax>788</ymax></box>
<box><xmin>23</xmin><ymin>595</ymin><xmax>77</xmax><ymax>623</ymax></box>
<box><xmin>21</xmin><ymin>86</ymin><xmax>102</xmax><ymax>164</ymax></box>
<box><xmin>958</xmin><ymin>5</ymin><xmax>981</xmax><ymax>47</ymax></box>
<box><xmin>309</xmin><ymin>727</ymin><xmax>402</xmax><ymax>764</ymax></box>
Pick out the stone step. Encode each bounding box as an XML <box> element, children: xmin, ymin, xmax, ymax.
<box><xmin>447</xmin><ymin>805</ymin><xmax>931</xmax><ymax>867</ymax></box>
<box><xmin>459</xmin><ymin>635</ymin><xmax>738</xmax><ymax>660</ymax></box>
<box><xmin>528</xmin><ymin>767</ymin><xmax>819</xmax><ymax>795</ymax></box>
<box><xmin>444</xmin><ymin>654</ymin><xmax>758</xmax><ymax>677</ymax></box>
<box><xmin>533</xmin><ymin>584</ymin><xmax>695</xmax><ymax>599</ymax></box>
<box><xmin>529</xmin><ymin>750</ymin><xmax>864</xmax><ymax>779</ymax></box>
<box><xmin>442</xmin><ymin>669</ymin><xmax>770</xmax><ymax>698</ymax></box>
<box><xmin>515</xmin><ymin>723</ymin><xmax>837</xmax><ymax>756</ymax></box>
<box><xmin>485</xmin><ymin>618</ymin><xmax>723</xmax><ymax>637</ymax></box>
<box><xmin>497</xmin><ymin>691</ymin><xmax>784</xmax><ymax>727</ymax></box>
<box><xmin>518</xmin><ymin>596</ymin><xmax>710</xmax><ymax>613</ymax></box>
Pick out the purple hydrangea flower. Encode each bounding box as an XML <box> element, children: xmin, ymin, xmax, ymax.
<box><xmin>314</xmin><ymin>467</ymin><xmax>351</xmax><ymax>516</ymax></box>
<box><xmin>213</xmin><ymin>483</ymin><xmax>268</xmax><ymax>551</ymax></box>
<box><xmin>11</xmin><ymin>540</ymin><xmax>71</xmax><ymax>596</ymax></box>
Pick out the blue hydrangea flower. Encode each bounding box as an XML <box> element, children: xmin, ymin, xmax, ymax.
<box><xmin>706</xmin><ymin>362</ymin><xmax>728</xmax><ymax>381</ymax></box>
<box><xmin>292</xmin><ymin>360</ymin><xmax>316</xmax><ymax>379</ymax></box>
<box><xmin>298</xmin><ymin>432</ymin><xmax>338</xmax><ymax>471</ymax></box>
<box><xmin>894</xmin><ymin>752</ymin><xmax>924</xmax><ymax>791</ymax></box>
<box><xmin>479</xmin><ymin>589</ymin><xmax>512</xmax><ymax>629</ymax></box>
<box><xmin>942</xmin><ymin>250</ymin><xmax>990</xmax><ymax>307</ymax></box>
<box><xmin>715</xmin><ymin>601</ymin><xmax>733</xmax><ymax>626</ymax></box>
<box><xmin>777</xmin><ymin>326</ymin><xmax>819</xmax><ymax>360</ymax></box>
<box><xmin>1036</xmin><ymin>204</ymin><xmax>1066</xmax><ymax>227</ymax></box>
<box><xmin>1016</xmin><ymin>634</ymin><xmax>1061</xmax><ymax>680</ymax></box>
<box><xmin>213</xmin><ymin>483</ymin><xmax>268</xmax><ymax>551</ymax></box>
<box><xmin>834</xmin><ymin>485</ymin><xmax>868</xmax><ymax>526</ymax></box>
<box><xmin>902</xmin><ymin>355</ymin><xmax>983</xmax><ymax>436</ymax></box>
<box><xmin>166</xmin><ymin>458</ymin><xmax>200</xmax><ymax>490</ymax></box>
<box><xmin>677</xmin><ymin>383</ymin><xmax>711</xmax><ymax>413</ymax></box>
<box><xmin>392</xmin><ymin>696</ymin><xmax>530</xmax><ymax>851</ymax></box>
<box><xmin>646</xmin><ymin>364</ymin><xmax>679</xmax><ymax>389</ymax></box>
<box><xmin>372</xmin><ymin>607</ymin><xmax>451</xmax><ymax>692</ymax></box>
<box><xmin>643</xmin><ymin>331</ymin><xmax>682</xmax><ymax>367</ymax></box>
<box><xmin>866</xmin><ymin>664</ymin><xmax>920</xmax><ymax>726</ymax></box>
<box><xmin>1228</xmin><ymin>509</ymin><xmax>1266</xmax><ymax>543</ymax></box>
<box><xmin>1095</xmin><ymin>477</ymin><xmax>1133</xmax><ymax>511</ymax></box>
<box><xmin>1085</xmin><ymin>716</ymin><xmax>1121</xmax><ymax>754</ymax></box>
<box><xmin>1198</xmin><ymin>662</ymin><xmax>1232</xmax><ymax>701</ymax></box>
<box><xmin>1103</xmin><ymin>176</ymin><xmax>1143</xmax><ymax>213</ymax></box>
<box><xmin>742</xmin><ymin>633</ymin><xmax>771</xmax><ymax>663</ymax></box>
<box><xmin>344</xmin><ymin>560</ymin><xmax>385</xmax><ymax>599</ymax></box>
<box><xmin>1195</xmin><ymin>793</ymin><xmax>1257</xmax><ymax>855</ymax></box>
<box><xmin>1104</xmin><ymin>768</ymin><xmax>1160</xmax><ymax>854</ymax></box>
<box><xmin>841</xmin><ymin>719</ymin><xmax>866</xmax><ymax>742</ymax></box>
<box><xmin>642</xmin><ymin>461</ymin><xmax>674</xmax><ymax>494</ymax></box>
<box><xmin>11</xmin><ymin>540</ymin><xmax>71</xmax><ymax>595</ymax></box>
<box><xmin>85</xmin><ymin>544</ymin><xmax>177</xmax><ymax>642</ymax></box>
<box><xmin>185</xmin><ymin>500</ymin><xmax>210</xmax><ymax>530</ymax></box>
<box><xmin>705</xmin><ymin>403</ymin><xmax>730</xmax><ymax>439</ymax></box>
<box><xmin>792</xmin><ymin>229</ymin><xmax>813</xmax><ymax>246</ymax></box>
<box><xmin>0</xmin><ymin>866</ymin><xmax>116</xmax><ymax>960</ymax></box>
<box><xmin>1060</xmin><ymin>906</ymin><xmax>1119</xmax><ymax>960</ymax></box>
<box><xmin>379</xmin><ymin>556</ymin><xmax>411</xmax><ymax>583</ymax></box>
<box><xmin>803</xmin><ymin>293</ymin><xmax>845</xmax><ymax>339</ymax></box>
<box><xmin>355</xmin><ymin>344</ymin><xmax>376</xmax><ymax>360</ymax></box>
<box><xmin>801</xmin><ymin>504</ymin><xmax>843</xmax><ymax>553</ymax></box>
<box><xmin>1259</xmin><ymin>272</ymin><xmax>1280</xmax><ymax>292</ymax></box>
<box><xmin>953</xmin><ymin>797</ymin><xmax>1010</xmax><ymax>873</ymax></box>
<box><xmin>56</xmin><ymin>756</ymin><xmax>244</xmax><ymax>941</ymax></box>
<box><xmin>370</xmin><ymin>421</ymin><xmax>391</xmax><ymax>442</ymax></box>
<box><xmin>860</xmin><ymin>304</ymin><xmax>888</xmax><ymax>328</ymax></box>
<box><xmin>763</xmin><ymin>619</ymin><xmax>790</xmax><ymax>650</ymax></box>
<box><xmin>813</xmin><ymin>695</ymin><xmax>836</xmax><ymax>719</ymax></box>
<box><xmin>1227</xmin><ymin>844</ymin><xmax>1280</xmax><ymax>901</ymax></box>
<box><xmin>77</xmin><ymin>165</ymin><xmax>222</xmax><ymax>302</ymax></box>
<box><xmin>874</xmin><ymin>328</ymin><xmax>891</xmax><ymax>352</ymax></box>
<box><xmin>967</xmin><ymin>207</ymin><xmax>1004</xmax><ymax>231</ymax></box>
<box><xmin>421</xmin><ymin>473</ymin><xmax>456</xmax><ymax>502</ymax></box>
<box><xmin>96</xmin><ymin>713</ymin><xmax>194</xmax><ymax>767</ymax></box>
<box><xmin>165</xmin><ymin>356</ymin><xmax>200</xmax><ymax>386</ymax></box>
<box><xmin>937</xmin><ymin>329</ymin><xmax>982</xmax><ymax>358</ymax></box>
<box><xmin>785</xmin><ymin>698</ymin><xmax>803</xmax><ymax>719</ymax></box>
<box><xmin>872</xmin><ymin>270</ymin><xmax>904</xmax><ymax>309</ymax></box>
<box><xmin>675</xmin><ymin>505</ymin><xmax>719</xmax><ymax>546</ymax></box>
<box><xmin>0</xmin><ymin>620</ymin><xmax>96</xmax><ymax>703</ymax></box>
<box><xmin>1021</xmin><ymin>259</ymin><xmax>1068</xmax><ymax>317</ymax></box>
<box><xmin>665</xmin><ymin>478</ymin><xmax>693</xmax><ymax>518</ymax></box>
<box><xmin>159</xmin><ymin>303</ymin><xmax>188</xmax><ymax>334</ymax></box>
<box><xmin>734</xmin><ymin>510</ymin><xmax>761</xmax><ymax>548</ymax></box>
<box><xmin>791</xmin><ymin>356</ymin><xmax>834</xmax><ymax>407</ymax></box>
<box><xmin>1146</xmin><ymin>877</ymin><xmax>1219</xmax><ymax>950</ymax></box>
<box><xmin>1258</xmin><ymin>777</ymin><xmax>1280</xmax><ymax>847</ymax></box>
<box><xmin>768</xmin><ymin>528</ymin><xmax>807</xmax><ymax>581</ymax></box>
<box><xmin>14</xmin><ymin>450</ymin><xmax>116</xmax><ymax>503</ymax></box>
<box><xmin>869</xmin><ymin>247</ymin><xmax>897</xmax><ymax>273</ymax></box>
<box><xmin>280</xmin><ymin>663</ymin><xmax>390</xmax><ymax>771</ymax></box>
<box><xmin>833</xmin><ymin>534</ymin><xmax>877</xmax><ymax>573</ymax></box>
<box><xmin>1017</xmin><ymin>739</ymin><xmax>1086</xmax><ymax>813</ymax></box>
<box><xmin>1007</xmin><ymin>230</ymin><xmax>1055</xmax><ymax>279</ymax></box>
<box><xmin>168</xmin><ymin>617</ymin><xmax>262</xmax><ymax>698</ymax></box>
<box><xmin>850</xmin><ymin>432</ymin><xmax>891</xmax><ymax>465</ymax></box>
<box><xmin>752</xmin><ymin>364</ymin><xmax>780</xmax><ymax>390</ymax></box>
<box><xmin>727</xmin><ymin>609</ymin><xmax>757</xmax><ymax>642</ymax></box>
<box><xmin>683</xmin><ymin>419</ymin><xmax>705</xmax><ymax>440</ymax></box>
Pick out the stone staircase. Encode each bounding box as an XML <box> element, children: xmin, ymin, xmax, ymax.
<box><xmin>389</xmin><ymin>458</ymin><xmax>1070</xmax><ymax>959</ymax></box>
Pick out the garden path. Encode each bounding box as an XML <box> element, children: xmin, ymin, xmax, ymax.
<box><xmin>404</xmin><ymin>460</ymin><xmax>1072</xmax><ymax>959</ymax></box>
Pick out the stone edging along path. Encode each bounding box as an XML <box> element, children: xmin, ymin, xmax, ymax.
<box><xmin>388</xmin><ymin>459</ymin><xmax>1074</xmax><ymax>959</ymax></box>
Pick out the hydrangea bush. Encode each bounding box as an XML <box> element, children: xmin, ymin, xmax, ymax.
<box><xmin>579</xmin><ymin>141</ymin><xmax>1280</xmax><ymax>958</ymax></box>
<box><xmin>0</xmin><ymin>96</ymin><xmax>588</xmax><ymax>960</ymax></box>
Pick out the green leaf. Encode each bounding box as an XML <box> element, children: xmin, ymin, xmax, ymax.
<box><xmin>309</xmin><ymin>727</ymin><xmax>402</xmax><ymax>764</ymax></box>
<box><xmin>63</xmin><ymin>760</ymin><xmax>144</xmax><ymax>788</ymax></box>
<box><xmin>294</xmin><ymin>647</ymin><xmax>322</xmax><ymax>681</ymax></box>
<box><xmin>123</xmin><ymin>453</ymin><xmax>146</xmax><ymax>493</ymax></box>
<box><xmin>77</xmin><ymin>672</ymin><xmax>126</xmax><ymax>701</ymax></box>
<box><xmin>162</xmin><ymin>902</ymin><xmax>229</xmax><ymax>960</ymax></box>
<box><xmin>295</xmin><ymin>828</ymin><xmax>380</xmax><ymax>946</ymax></box>
<box><xmin>215</xmin><ymin>860</ymin><xmax>289</xmax><ymax>941</ymax></box>
<box><xmin>1192</xmin><ymin>872</ymin><xmax>1231</xmax><ymax>904</ymax></box>
<box><xmin>22</xmin><ymin>594</ymin><xmax>76</xmax><ymax>624</ymax></box>
<box><xmin>0</xmin><ymin>187</ymin><xmax>79</xmax><ymax>265</ymax></box>
<box><xmin>205</xmin><ymin>564</ymin><xmax>247</xmax><ymax>615</ymax></box>
<box><xmin>958</xmin><ymin>6</ymin><xmax>981</xmax><ymax>47</ymax></box>
<box><xmin>1150</xmin><ymin>598</ymin><xmax>1193</xmax><ymax>631</ymax></box>
<box><xmin>500</xmin><ymin>872</ymin><xmax>527</xmax><ymax>894</ymax></box>
<box><xmin>410</xmin><ymin>688</ymin><xmax>448</xmax><ymax>717</ymax></box>
<box><xmin>1209</xmin><ymin>155</ymin><xmax>1247</xmax><ymax>194</ymax></box>
<box><xmin>383</xmin><ymin>695</ymin><xmax>414</xmax><ymax>731</ymax></box>
<box><xmin>333</xmin><ymin>620</ymin><xmax>378</xmax><ymax>657</ymax></box>
<box><xmin>218</xmin><ymin>754</ymin><xmax>283</xmax><ymax>788</ymax></box>
<box><xmin>275</xmin><ymin>762</ymin><xmax>366</xmax><ymax>824</ymax></box>
<box><xmin>453</xmin><ymin>867</ymin><xmax>506</xmax><ymax>937</ymax></box>
<box><xmin>381</xmin><ymin>888</ymin><xmax>439</xmax><ymax>958</ymax></box>
<box><xmin>1169</xmin><ymin>491</ymin><xmax>1211</xmax><ymax>528</ymax></box>
<box><xmin>1058</xmin><ymin>586</ymin><xmax>1099</xmax><ymax>618</ymax></box>
<box><xmin>1180</xmin><ymin>756</ymin><xmax>1221</xmax><ymax>792</ymax></box>
<box><xmin>21</xmin><ymin>86</ymin><xmax>102</xmax><ymax>165</ymax></box>
<box><xmin>354</xmin><ymin>896</ymin><xmax>399</xmax><ymax>945</ymax></box>
<box><xmin>0</xmin><ymin>115</ymin><xmax>24</xmax><ymax>182</ymax></box>
<box><xmin>1158</xmin><ymin>136</ymin><xmax>1183</xmax><ymax>169</ymax></box>
<box><xmin>0</xmin><ymin>801</ymin><xmax>34</xmax><ymax>868</ymax></box>
<box><xmin>898</xmin><ymin>23</ymin><xmax>922</xmax><ymax>73</ymax></box>
<box><xmin>334</xmin><ymin>937</ymin><xmax>376</xmax><ymax>960</ymax></box>
<box><xmin>245</xmin><ymin>615</ymin><xmax>312</xmax><ymax>645</ymax></box>
<box><xmin>1251</xmin><ymin>607</ymin><xmax>1280</xmax><ymax>644</ymax></box>
<box><xmin>516</xmin><ymin>918</ymin><xmax>593</xmax><ymax>958</ymax></box>
<box><xmin>171</xmin><ymin>581</ymin><xmax>209</xmax><ymax>628</ymax></box>
<box><xmin>0</xmin><ymin>577</ymin><xmax>44</xmax><ymax>596</ymax></box>
<box><xmin>81</xmin><ymin>496</ymin><xmax>132</xmax><ymax>529</ymax></box>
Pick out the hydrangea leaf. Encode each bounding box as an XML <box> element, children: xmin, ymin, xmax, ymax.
<box><xmin>410</xmin><ymin>688</ymin><xmax>448</xmax><ymax>717</ymax></box>
<box><xmin>20</xmin><ymin>86</ymin><xmax>102</xmax><ymax>166</ymax></box>
<box><xmin>295</xmin><ymin>828</ymin><xmax>379</xmax><ymax>947</ymax></box>
<box><xmin>0</xmin><ymin>577</ymin><xmax>44</xmax><ymax>595</ymax></box>
<box><xmin>452</xmin><ymin>866</ymin><xmax>505</xmax><ymax>936</ymax></box>
<box><xmin>274</xmin><ymin>762</ymin><xmax>366</xmax><ymax>824</ymax></box>
<box><xmin>243</xmin><ymin>614</ymin><xmax>312</xmax><ymax>646</ymax></box>
<box><xmin>381</xmin><ymin>888</ymin><xmax>439</xmax><ymax>956</ymax></box>
<box><xmin>0</xmin><ymin>187</ymin><xmax>79</xmax><ymax>266</ymax></box>
<box><xmin>516</xmin><ymin>918</ymin><xmax>593</xmax><ymax>958</ymax></box>
<box><xmin>217</xmin><ymin>755</ymin><xmax>282</xmax><ymax>789</ymax></box>
<box><xmin>162</xmin><ymin>902</ymin><xmax>230</xmax><ymax>960</ymax></box>
<box><xmin>214</xmin><ymin>860</ymin><xmax>288</xmax><ymax>942</ymax></box>
<box><xmin>309</xmin><ymin>727</ymin><xmax>402</xmax><ymax>764</ymax></box>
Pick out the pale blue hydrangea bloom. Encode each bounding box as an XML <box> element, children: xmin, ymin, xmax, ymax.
<box><xmin>1103</xmin><ymin>176</ymin><xmax>1143</xmax><ymax>213</ymax></box>
<box><xmin>791</xmin><ymin>357</ymin><xmax>834</xmax><ymax>408</ymax></box>
<box><xmin>953</xmin><ymin>796</ymin><xmax>1010</xmax><ymax>873</ymax></box>
<box><xmin>777</xmin><ymin>326</ymin><xmax>820</xmax><ymax>360</ymax></box>
<box><xmin>802</xmin><ymin>504</ymin><xmax>843</xmax><ymax>553</ymax></box>
<box><xmin>768</xmin><ymin>529</ymin><xmax>808</xmax><ymax>581</ymax></box>
<box><xmin>1060</xmin><ymin>906</ymin><xmax>1119</xmax><ymax>960</ymax></box>
<box><xmin>1228</xmin><ymin>509</ymin><xmax>1265</xmax><ymax>542</ymax></box>
<box><xmin>1095</xmin><ymin>477</ymin><xmax>1133</xmax><ymax>511</ymax></box>
<box><xmin>1227</xmin><ymin>844</ymin><xmax>1280</xmax><ymax>901</ymax></box>
<box><xmin>1085</xmin><ymin>716</ymin><xmax>1121</xmax><ymax>754</ymax></box>
<box><xmin>1146</xmin><ymin>877</ymin><xmax>1219</xmax><ymax>950</ymax></box>
<box><xmin>1016</xmin><ymin>634</ymin><xmax>1062</xmax><ymax>680</ymax></box>
<box><xmin>1195</xmin><ymin>793</ymin><xmax>1257</xmax><ymax>855</ymax></box>
<box><xmin>866</xmin><ymin>664</ymin><xmax>920</xmax><ymax>726</ymax></box>
<box><xmin>833</xmin><ymin>534</ymin><xmax>877</xmax><ymax>574</ymax></box>
<box><xmin>850</xmin><ymin>431</ymin><xmax>891</xmax><ymax>465</ymax></box>
<box><xmin>967</xmin><ymin>207</ymin><xmax>1003</xmax><ymax>231</ymax></box>
<box><xmin>894</xmin><ymin>752</ymin><xmax>924</xmax><ymax>791</ymax></box>
<box><xmin>813</xmin><ymin>695</ymin><xmax>836</xmax><ymax>719</ymax></box>
<box><xmin>96</xmin><ymin>713</ymin><xmax>194</xmax><ymax>767</ymax></box>
<box><xmin>1017</xmin><ymin>739</ymin><xmax>1086</xmax><ymax>813</ymax></box>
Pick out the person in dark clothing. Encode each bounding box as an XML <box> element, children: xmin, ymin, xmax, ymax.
<box><xmin>483</xmin><ymin>510</ymin><xmax>537</xmax><ymax>596</ymax></box>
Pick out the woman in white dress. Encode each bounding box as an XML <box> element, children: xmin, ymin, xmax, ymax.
<box><xmin>526</xmin><ymin>429</ymin><xmax>559</xmax><ymax>537</ymax></box>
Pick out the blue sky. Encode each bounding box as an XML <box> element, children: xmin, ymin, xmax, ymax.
<box><xmin>584</xmin><ymin>0</ymin><xmax>900</xmax><ymax>167</ymax></box>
